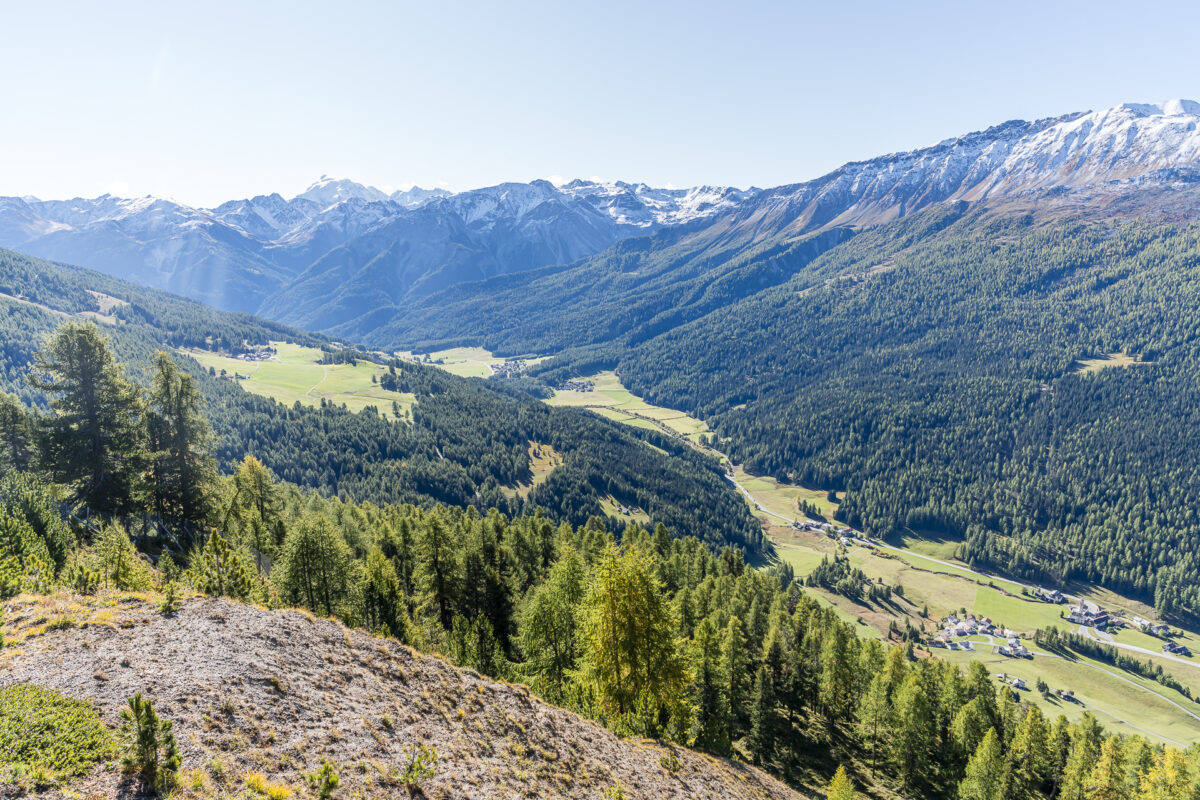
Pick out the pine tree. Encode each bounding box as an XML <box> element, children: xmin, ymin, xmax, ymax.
<box><xmin>222</xmin><ymin>455</ymin><xmax>284</xmax><ymax>555</ymax></box>
<box><xmin>361</xmin><ymin>547</ymin><xmax>410</xmax><ymax>642</ymax></box>
<box><xmin>0</xmin><ymin>392</ymin><xmax>34</xmax><ymax>472</ymax></box>
<box><xmin>746</xmin><ymin>664</ymin><xmax>777</xmax><ymax>765</ymax></box>
<box><xmin>893</xmin><ymin>671</ymin><xmax>934</xmax><ymax>790</ymax></box>
<box><xmin>858</xmin><ymin>672</ymin><xmax>892</xmax><ymax>772</ymax></box>
<box><xmin>828</xmin><ymin>765</ymin><xmax>858</xmax><ymax>800</ymax></box>
<box><xmin>1007</xmin><ymin>705</ymin><xmax>1051</xmax><ymax>800</ymax></box>
<box><xmin>959</xmin><ymin>728</ymin><xmax>1006</xmax><ymax>800</ymax></box>
<box><xmin>146</xmin><ymin>352</ymin><xmax>216</xmax><ymax>525</ymax></box>
<box><xmin>689</xmin><ymin>615</ymin><xmax>731</xmax><ymax>754</ymax></box>
<box><xmin>120</xmin><ymin>692</ymin><xmax>181</xmax><ymax>793</ymax></box>
<box><xmin>1060</xmin><ymin>715</ymin><xmax>1104</xmax><ymax>800</ymax></box>
<box><xmin>722</xmin><ymin>615</ymin><xmax>752</xmax><ymax>729</ymax></box>
<box><xmin>276</xmin><ymin>515</ymin><xmax>353</xmax><ymax>616</ymax></box>
<box><xmin>190</xmin><ymin>530</ymin><xmax>254</xmax><ymax>600</ymax></box>
<box><xmin>416</xmin><ymin>513</ymin><xmax>460</xmax><ymax>631</ymax></box>
<box><xmin>28</xmin><ymin>322</ymin><xmax>147</xmax><ymax>513</ymax></box>
<box><xmin>517</xmin><ymin>544</ymin><xmax>585</xmax><ymax>703</ymax></box>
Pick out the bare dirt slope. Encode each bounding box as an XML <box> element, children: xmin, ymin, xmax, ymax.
<box><xmin>1</xmin><ymin>593</ymin><xmax>804</xmax><ymax>799</ymax></box>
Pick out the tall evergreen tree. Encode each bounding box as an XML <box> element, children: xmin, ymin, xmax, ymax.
<box><xmin>517</xmin><ymin>543</ymin><xmax>585</xmax><ymax>703</ymax></box>
<box><xmin>276</xmin><ymin>515</ymin><xmax>354</xmax><ymax>616</ymax></box>
<box><xmin>28</xmin><ymin>322</ymin><xmax>146</xmax><ymax>513</ymax></box>
<box><xmin>147</xmin><ymin>352</ymin><xmax>216</xmax><ymax>525</ymax></box>
<box><xmin>689</xmin><ymin>615</ymin><xmax>731</xmax><ymax>754</ymax></box>
<box><xmin>746</xmin><ymin>663</ymin><xmax>777</xmax><ymax>766</ymax></box>
<box><xmin>959</xmin><ymin>728</ymin><xmax>1006</xmax><ymax>800</ymax></box>
<box><xmin>0</xmin><ymin>392</ymin><xmax>34</xmax><ymax>472</ymax></box>
<box><xmin>574</xmin><ymin>544</ymin><xmax>690</xmax><ymax>735</ymax></box>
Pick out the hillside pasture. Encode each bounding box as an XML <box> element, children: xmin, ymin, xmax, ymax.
<box><xmin>183</xmin><ymin>342</ymin><xmax>416</xmax><ymax>420</ymax></box>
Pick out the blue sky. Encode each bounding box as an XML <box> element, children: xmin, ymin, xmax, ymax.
<box><xmin>2</xmin><ymin>0</ymin><xmax>1198</xmax><ymax>206</ymax></box>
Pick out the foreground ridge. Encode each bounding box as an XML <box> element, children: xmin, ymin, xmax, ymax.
<box><xmin>0</xmin><ymin>592</ymin><xmax>804</xmax><ymax>800</ymax></box>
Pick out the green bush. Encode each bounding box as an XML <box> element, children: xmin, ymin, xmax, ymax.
<box><xmin>120</xmin><ymin>692</ymin><xmax>181</xmax><ymax>793</ymax></box>
<box><xmin>305</xmin><ymin>759</ymin><xmax>339</xmax><ymax>799</ymax></box>
<box><xmin>0</xmin><ymin>683</ymin><xmax>115</xmax><ymax>779</ymax></box>
<box><xmin>401</xmin><ymin>744</ymin><xmax>437</xmax><ymax>789</ymax></box>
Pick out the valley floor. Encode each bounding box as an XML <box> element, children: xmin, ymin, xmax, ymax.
<box><xmin>543</xmin><ymin>367</ymin><xmax>1200</xmax><ymax>747</ymax></box>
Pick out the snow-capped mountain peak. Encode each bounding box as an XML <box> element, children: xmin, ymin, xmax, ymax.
<box><xmin>293</xmin><ymin>175</ymin><xmax>390</xmax><ymax>207</ymax></box>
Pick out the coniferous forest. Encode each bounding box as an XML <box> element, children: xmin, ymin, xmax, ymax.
<box><xmin>4</xmin><ymin>317</ymin><xmax>1200</xmax><ymax>800</ymax></box>
<box><xmin>395</xmin><ymin>210</ymin><xmax>1200</xmax><ymax>619</ymax></box>
<box><xmin>0</xmin><ymin>248</ymin><xmax>761</xmax><ymax>556</ymax></box>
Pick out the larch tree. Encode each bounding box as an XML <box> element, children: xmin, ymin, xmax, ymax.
<box><xmin>28</xmin><ymin>322</ymin><xmax>147</xmax><ymax>513</ymax></box>
<box><xmin>517</xmin><ymin>543</ymin><xmax>585</xmax><ymax>703</ymax></box>
<box><xmin>574</xmin><ymin>543</ymin><xmax>690</xmax><ymax>735</ymax></box>
<box><xmin>959</xmin><ymin>728</ymin><xmax>1006</xmax><ymax>800</ymax></box>
<box><xmin>147</xmin><ymin>352</ymin><xmax>216</xmax><ymax>526</ymax></box>
<box><xmin>827</xmin><ymin>765</ymin><xmax>858</xmax><ymax>800</ymax></box>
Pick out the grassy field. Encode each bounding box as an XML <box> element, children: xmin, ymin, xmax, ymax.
<box><xmin>397</xmin><ymin>346</ymin><xmax>548</xmax><ymax>379</ymax></box>
<box><xmin>1072</xmin><ymin>352</ymin><xmax>1147</xmax><ymax>375</ymax></box>
<box><xmin>547</xmin><ymin>371</ymin><xmax>713</xmax><ymax>444</ymax></box>
<box><xmin>940</xmin><ymin>645</ymin><xmax>1200</xmax><ymax>746</ymax></box>
<box><xmin>599</xmin><ymin>497</ymin><xmax>651</xmax><ymax>526</ymax></box>
<box><xmin>184</xmin><ymin>342</ymin><xmax>417</xmax><ymax>420</ymax></box>
<box><xmin>500</xmin><ymin>442</ymin><xmax>564</xmax><ymax>500</ymax></box>
<box><xmin>732</xmin><ymin>466</ymin><xmax>838</xmax><ymax>519</ymax></box>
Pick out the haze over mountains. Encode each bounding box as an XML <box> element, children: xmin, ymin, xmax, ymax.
<box><xmin>1</xmin><ymin>99</ymin><xmax>1199</xmax><ymax>346</ymax></box>
<box><xmin>0</xmin><ymin>174</ymin><xmax>753</xmax><ymax>324</ymax></box>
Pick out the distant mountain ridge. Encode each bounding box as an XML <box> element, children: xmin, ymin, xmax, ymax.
<box><xmin>2</xmin><ymin>100</ymin><xmax>1199</xmax><ymax>341</ymax></box>
<box><xmin>0</xmin><ymin>175</ymin><xmax>754</xmax><ymax>322</ymax></box>
<box><xmin>373</xmin><ymin>99</ymin><xmax>1200</xmax><ymax>351</ymax></box>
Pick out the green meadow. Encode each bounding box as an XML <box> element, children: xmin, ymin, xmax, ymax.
<box><xmin>184</xmin><ymin>342</ymin><xmax>417</xmax><ymax>420</ymax></box>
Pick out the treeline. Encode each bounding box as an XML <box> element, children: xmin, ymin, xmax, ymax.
<box><xmin>1033</xmin><ymin>627</ymin><xmax>1194</xmax><ymax>701</ymax></box>
<box><xmin>0</xmin><ymin>248</ymin><xmax>762</xmax><ymax>554</ymax></box>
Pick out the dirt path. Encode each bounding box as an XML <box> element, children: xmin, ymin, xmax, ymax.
<box><xmin>306</xmin><ymin>364</ymin><xmax>329</xmax><ymax>397</ymax></box>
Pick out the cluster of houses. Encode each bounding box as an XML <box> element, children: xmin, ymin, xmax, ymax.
<box><xmin>1066</xmin><ymin>600</ymin><xmax>1112</xmax><ymax>630</ymax></box>
<box><xmin>1131</xmin><ymin>616</ymin><xmax>1172</xmax><ymax>636</ymax></box>
<box><xmin>1162</xmin><ymin>640</ymin><xmax>1192</xmax><ymax>656</ymax></box>
<box><xmin>556</xmin><ymin>379</ymin><xmax>594</xmax><ymax>392</ymax></box>
<box><xmin>232</xmin><ymin>346</ymin><xmax>276</xmax><ymax>362</ymax></box>
<box><xmin>929</xmin><ymin>613</ymin><xmax>1026</xmax><ymax>655</ymax></box>
<box><xmin>490</xmin><ymin>359</ymin><xmax>530</xmax><ymax>379</ymax></box>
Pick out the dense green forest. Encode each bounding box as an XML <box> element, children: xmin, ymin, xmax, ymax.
<box><xmin>380</xmin><ymin>208</ymin><xmax>1200</xmax><ymax>620</ymax></box>
<box><xmin>0</xmin><ymin>248</ymin><xmax>761</xmax><ymax>554</ymax></box>
<box><xmin>4</xmin><ymin>322</ymin><xmax>1200</xmax><ymax>800</ymax></box>
<box><xmin>611</xmin><ymin>214</ymin><xmax>1200</xmax><ymax>618</ymax></box>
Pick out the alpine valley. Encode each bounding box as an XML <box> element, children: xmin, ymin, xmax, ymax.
<box><xmin>10</xmin><ymin>98</ymin><xmax>1200</xmax><ymax>800</ymax></box>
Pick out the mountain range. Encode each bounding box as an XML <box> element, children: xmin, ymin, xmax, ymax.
<box><xmin>0</xmin><ymin>174</ymin><xmax>752</xmax><ymax>326</ymax></box>
<box><xmin>2</xmin><ymin>100</ymin><xmax>1200</xmax><ymax>347</ymax></box>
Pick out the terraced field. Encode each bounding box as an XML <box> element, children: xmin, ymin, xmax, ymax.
<box><xmin>183</xmin><ymin>342</ymin><xmax>417</xmax><ymax>420</ymax></box>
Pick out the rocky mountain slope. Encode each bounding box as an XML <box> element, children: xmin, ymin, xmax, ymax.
<box><xmin>375</xmin><ymin>99</ymin><xmax>1200</xmax><ymax>352</ymax></box>
<box><xmin>0</xmin><ymin>177</ymin><xmax>751</xmax><ymax>322</ymax></box>
<box><xmin>0</xmin><ymin>592</ymin><xmax>803</xmax><ymax>800</ymax></box>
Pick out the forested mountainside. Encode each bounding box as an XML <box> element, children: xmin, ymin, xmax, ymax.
<box><xmin>350</xmin><ymin>102</ymin><xmax>1200</xmax><ymax>621</ymax></box>
<box><xmin>0</xmin><ymin>248</ymin><xmax>761</xmax><ymax>554</ymax></box>
<box><xmin>3</xmin><ymin>349</ymin><xmax>1191</xmax><ymax>800</ymax></box>
<box><xmin>611</xmin><ymin>213</ymin><xmax>1200</xmax><ymax>617</ymax></box>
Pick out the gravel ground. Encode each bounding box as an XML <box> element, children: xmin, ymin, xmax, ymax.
<box><xmin>1</xmin><ymin>593</ymin><xmax>805</xmax><ymax>799</ymax></box>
